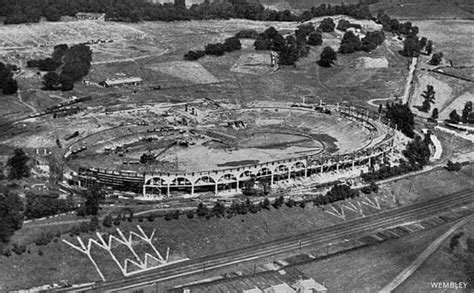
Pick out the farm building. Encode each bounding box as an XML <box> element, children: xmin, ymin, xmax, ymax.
<box><xmin>99</xmin><ymin>77</ymin><xmax>143</xmax><ymax>88</ymax></box>
<box><xmin>76</xmin><ymin>12</ymin><xmax>106</xmax><ymax>21</ymax></box>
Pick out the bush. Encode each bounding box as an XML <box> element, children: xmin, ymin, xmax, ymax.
<box><xmin>446</xmin><ymin>160</ymin><xmax>462</xmax><ymax>172</ymax></box>
<box><xmin>102</xmin><ymin>214</ymin><xmax>113</xmax><ymax>228</ymax></box>
<box><xmin>147</xmin><ymin>214</ymin><xmax>155</xmax><ymax>222</ymax></box>
<box><xmin>113</xmin><ymin>217</ymin><xmax>121</xmax><ymax>226</ymax></box>
<box><xmin>223</xmin><ymin>37</ymin><xmax>242</xmax><ymax>52</ymax></box>
<box><xmin>184</xmin><ymin>50</ymin><xmax>205</xmax><ymax>61</ymax></box>
<box><xmin>235</xmin><ymin>29</ymin><xmax>259</xmax><ymax>39</ymax></box>
<box><xmin>173</xmin><ymin>210</ymin><xmax>180</xmax><ymax>220</ymax></box>
<box><xmin>186</xmin><ymin>210</ymin><xmax>195</xmax><ymax>219</ymax></box>
<box><xmin>12</xmin><ymin>243</ymin><xmax>27</xmax><ymax>255</ymax></box>
<box><xmin>164</xmin><ymin>213</ymin><xmax>173</xmax><ymax>221</ymax></box>
<box><xmin>38</xmin><ymin>250</ymin><xmax>43</xmax><ymax>256</ymax></box>
<box><xmin>361</xmin><ymin>186</ymin><xmax>372</xmax><ymax>194</ymax></box>
<box><xmin>307</xmin><ymin>32</ymin><xmax>322</xmax><ymax>46</ymax></box>
<box><xmin>318</xmin><ymin>18</ymin><xmax>335</xmax><ymax>32</ymax></box>
<box><xmin>205</xmin><ymin>43</ymin><xmax>226</xmax><ymax>56</ymax></box>
<box><xmin>35</xmin><ymin>232</ymin><xmax>53</xmax><ymax>246</ymax></box>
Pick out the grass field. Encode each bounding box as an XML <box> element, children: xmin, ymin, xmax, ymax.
<box><xmin>395</xmin><ymin>218</ymin><xmax>473</xmax><ymax>292</ymax></box>
<box><xmin>1</xmin><ymin>165</ymin><xmax>472</xmax><ymax>290</ymax></box>
<box><xmin>297</xmin><ymin>223</ymin><xmax>453</xmax><ymax>292</ymax></box>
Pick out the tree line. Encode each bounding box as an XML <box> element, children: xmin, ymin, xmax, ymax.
<box><xmin>27</xmin><ymin>44</ymin><xmax>92</xmax><ymax>91</ymax></box>
<box><xmin>184</xmin><ymin>36</ymin><xmax>242</xmax><ymax>61</ymax></box>
<box><xmin>0</xmin><ymin>0</ymin><xmax>374</xmax><ymax>25</ymax></box>
<box><xmin>0</xmin><ymin>62</ymin><xmax>19</xmax><ymax>95</ymax></box>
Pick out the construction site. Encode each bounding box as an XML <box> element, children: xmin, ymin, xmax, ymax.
<box><xmin>67</xmin><ymin>102</ymin><xmax>403</xmax><ymax>199</ymax></box>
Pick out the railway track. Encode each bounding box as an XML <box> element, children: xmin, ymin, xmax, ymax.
<box><xmin>57</xmin><ymin>188</ymin><xmax>474</xmax><ymax>292</ymax></box>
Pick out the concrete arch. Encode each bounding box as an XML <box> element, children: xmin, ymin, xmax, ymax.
<box><xmin>239</xmin><ymin>170</ymin><xmax>254</xmax><ymax>179</ymax></box>
<box><xmin>146</xmin><ymin>177</ymin><xmax>167</xmax><ymax>186</ymax></box>
<box><xmin>273</xmin><ymin>164</ymin><xmax>289</xmax><ymax>174</ymax></box>
<box><xmin>194</xmin><ymin>176</ymin><xmax>216</xmax><ymax>186</ymax></box>
<box><xmin>292</xmin><ymin>161</ymin><xmax>306</xmax><ymax>170</ymax></box>
<box><xmin>256</xmin><ymin>167</ymin><xmax>272</xmax><ymax>177</ymax></box>
<box><xmin>170</xmin><ymin>177</ymin><xmax>193</xmax><ymax>186</ymax></box>
<box><xmin>218</xmin><ymin>173</ymin><xmax>238</xmax><ymax>183</ymax></box>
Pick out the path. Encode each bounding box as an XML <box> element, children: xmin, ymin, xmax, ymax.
<box><xmin>379</xmin><ymin>214</ymin><xmax>474</xmax><ymax>293</ymax></box>
<box><xmin>367</xmin><ymin>97</ymin><xmax>396</xmax><ymax>108</ymax></box>
<box><xmin>91</xmin><ymin>54</ymin><xmax>156</xmax><ymax>65</ymax></box>
<box><xmin>366</xmin><ymin>57</ymin><xmax>417</xmax><ymax>108</ymax></box>
<box><xmin>16</xmin><ymin>60</ymin><xmax>36</xmax><ymax>113</ymax></box>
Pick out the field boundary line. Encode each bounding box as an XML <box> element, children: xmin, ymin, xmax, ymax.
<box><xmin>379</xmin><ymin>214</ymin><xmax>474</xmax><ymax>293</ymax></box>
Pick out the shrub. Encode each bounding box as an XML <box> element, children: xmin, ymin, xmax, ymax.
<box><xmin>446</xmin><ymin>160</ymin><xmax>462</xmax><ymax>172</ymax></box>
<box><xmin>12</xmin><ymin>243</ymin><xmax>27</xmax><ymax>255</ymax></box>
<box><xmin>361</xmin><ymin>185</ymin><xmax>372</xmax><ymax>194</ymax></box>
<box><xmin>186</xmin><ymin>210</ymin><xmax>195</xmax><ymax>219</ymax></box>
<box><xmin>164</xmin><ymin>213</ymin><xmax>173</xmax><ymax>221</ymax></box>
<box><xmin>147</xmin><ymin>214</ymin><xmax>155</xmax><ymax>222</ymax></box>
<box><xmin>38</xmin><ymin>250</ymin><xmax>43</xmax><ymax>256</ymax></box>
<box><xmin>102</xmin><ymin>214</ymin><xmax>113</xmax><ymax>228</ymax></box>
<box><xmin>318</xmin><ymin>18</ymin><xmax>335</xmax><ymax>32</ymax></box>
<box><xmin>184</xmin><ymin>50</ymin><xmax>205</xmax><ymax>61</ymax></box>
<box><xmin>307</xmin><ymin>32</ymin><xmax>322</xmax><ymax>46</ymax></box>
<box><xmin>235</xmin><ymin>29</ymin><xmax>259</xmax><ymax>39</ymax></box>
<box><xmin>113</xmin><ymin>217</ymin><xmax>121</xmax><ymax>226</ymax></box>
<box><xmin>204</xmin><ymin>43</ymin><xmax>226</xmax><ymax>56</ymax></box>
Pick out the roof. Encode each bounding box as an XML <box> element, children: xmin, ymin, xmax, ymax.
<box><xmin>292</xmin><ymin>278</ymin><xmax>327</xmax><ymax>292</ymax></box>
<box><xmin>244</xmin><ymin>288</ymin><xmax>264</xmax><ymax>293</ymax></box>
<box><xmin>104</xmin><ymin>77</ymin><xmax>143</xmax><ymax>86</ymax></box>
<box><xmin>76</xmin><ymin>12</ymin><xmax>106</xmax><ymax>17</ymax></box>
<box><xmin>263</xmin><ymin>283</ymin><xmax>296</xmax><ymax>293</ymax></box>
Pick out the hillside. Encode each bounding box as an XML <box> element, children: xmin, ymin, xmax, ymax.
<box><xmin>258</xmin><ymin>0</ymin><xmax>474</xmax><ymax>19</ymax></box>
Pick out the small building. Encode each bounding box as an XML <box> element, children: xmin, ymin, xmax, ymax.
<box><xmin>99</xmin><ymin>77</ymin><xmax>143</xmax><ymax>88</ymax></box>
<box><xmin>76</xmin><ymin>12</ymin><xmax>106</xmax><ymax>21</ymax></box>
<box><xmin>292</xmin><ymin>278</ymin><xmax>328</xmax><ymax>293</ymax></box>
<box><xmin>244</xmin><ymin>288</ymin><xmax>264</xmax><ymax>293</ymax></box>
<box><xmin>263</xmin><ymin>283</ymin><xmax>296</xmax><ymax>293</ymax></box>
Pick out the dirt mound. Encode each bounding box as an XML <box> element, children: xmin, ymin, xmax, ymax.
<box><xmin>148</xmin><ymin>61</ymin><xmax>219</xmax><ymax>84</ymax></box>
<box><xmin>354</xmin><ymin>57</ymin><xmax>389</xmax><ymax>69</ymax></box>
<box><xmin>231</xmin><ymin>53</ymin><xmax>273</xmax><ymax>75</ymax></box>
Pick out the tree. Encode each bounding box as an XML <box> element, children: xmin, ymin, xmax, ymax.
<box><xmin>318</xmin><ymin>46</ymin><xmax>337</xmax><ymax>67</ymax></box>
<box><xmin>102</xmin><ymin>214</ymin><xmax>113</xmax><ymax>228</ymax></box>
<box><xmin>184</xmin><ymin>50</ymin><xmax>205</xmax><ymax>61</ymax></box>
<box><xmin>204</xmin><ymin>43</ymin><xmax>226</xmax><ymax>56</ymax></box>
<box><xmin>45</xmin><ymin>6</ymin><xmax>62</xmax><ymax>22</ymax></box>
<box><xmin>402</xmin><ymin>36</ymin><xmax>420</xmax><ymax>57</ymax></box>
<box><xmin>318</xmin><ymin>18</ymin><xmax>335</xmax><ymax>32</ymax></box>
<box><xmin>0</xmin><ymin>191</ymin><xmax>24</xmax><ymax>243</ymax></box>
<box><xmin>7</xmin><ymin>148</ymin><xmax>30</xmax><ymax>180</ymax></box>
<box><xmin>42</xmin><ymin>72</ymin><xmax>61</xmax><ymax>90</ymax></box>
<box><xmin>429</xmin><ymin>52</ymin><xmax>443</xmax><ymax>66</ymax></box>
<box><xmin>223</xmin><ymin>37</ymin><xmax>242</xmax><ymax>52</ymax></box>
<box><xmin>431</xmin><ymin>108</ymin><xmax>439</xmax><ymax>120</ymax></box>
<box><xmin>196</xmin><ymin>203</ymin><xmax>209</xmax><ymax>217</ymax></box>
<box><xmin>425</xmin><ymin>40</ymin><xmax>433</xmax><ymax>55</ymax></box>
<box><xmin>339</xmin><ymin>31</ymin><xmax>362</xmax><ymax>54</ymax></box>
<box><xmin>262</xmin><ymin>198</ymin><xmax>270</xmax><ymax>210</ymax></box>
<box><xmin>2</xmin><ymin>78</ymin><xmax>18</xmax><ymax>95</ymax></box>
<box><xmin>403</xmin><ymin>135</ymin><xmax>431</xmax><ymax>167</ymax></box>
<box><xmin>307</xmin><ymin>32</ymin><xmax>322</xmax><ymax>46</ymax></box>
<box><xmin>449</xmin><ymin>110</ymin><xmax>461</xmax><ymax>124</ymax></box>
<box><xmin>419</xmin><ymin>85</ymin><xmax>435</xmax><ymax>112</ymax></box>
<box><xmin>419</xmin><ymin>37</ymin><xmax>427</xmax><ymax>50</ymax></box>
<box><xmin>462</xmin><ymin>101</ymin><xmax>472</xmax><ymax>123</ymax></box>
<box><xmin>385</xmin><ymin>103</ymin><xmax>415</xmax><ymax>138</ymax></box>
<box><xmin>83</xmin><ymin>185</ymin><xmax>104</xmax><ymax>216</ymax></box>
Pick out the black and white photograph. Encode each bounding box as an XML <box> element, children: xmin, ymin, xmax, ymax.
<box><xmin>0</xmin><ymin>0</ymin><xmax>472</xmax><ymax>292</ymax></box>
